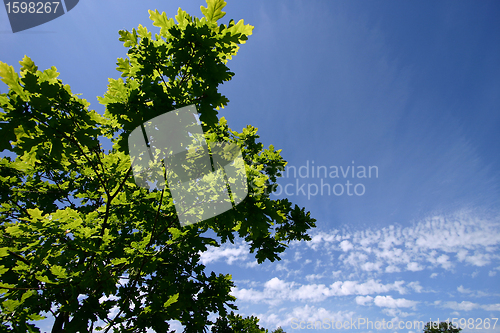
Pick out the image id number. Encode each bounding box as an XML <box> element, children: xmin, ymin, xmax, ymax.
<box><xmin>5</xmin><ymin>2</ymin><xmax>60</xmax><ymax>14</ymax></box>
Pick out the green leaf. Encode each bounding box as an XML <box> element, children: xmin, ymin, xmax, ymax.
<box><xmin>2</xmin><ymin>299</ymin><xmax>21</xmax><ymax>312</ymax></box>
<box><xmin>175</xmin><ymin>8</ymin><xmax>189</xmax><ymax>26</ymax></box>
<box><xmin>0</xmin><ymin>61</ymin><xmax>26</xmax><ymax>98</ymax></box>
<box><xmin>19</xmin><ymin>55</ymin><xmax>38</xmax><ymax>74</ymax></box>
<box><xmin>0</xmin><ymin>265</ymin><xmax>9</xmax><ymax>275</ymax></box>
<box><xmin>0</xmin><ymin>61</ymin><xmax>19</xmax><ymax>87</ymax></box>
<box><xmin>6</xmin><ymin>225</ymin><xmax>23</xmax><ymax>236</ymax></box>
<box><xmin>118</xmin><ymin>29</ymin><xmax>138</xmax><ymax>48</ymax></box>
<box><xmin>0</xmin><ymin>247</ymin><xmax>8</xmax><ymax>258</ymax></box>
<box><xmin>35</xmin><ymin>275</ymin><xmax>55</xmax><ymax>284</ymax></box>
<box><xmin>39</xmin><ymin>66</ymin><xmax>60</xmax><ymax>83</ymax></box>
<box><xmin>148</xmin><ymin>9</ymin><xmax>175</xmax><ymax>35</ymax></box>
<box><xmin>13</xmin><ymin>261</ymin><xmax>29</xmax><ymax>272</ymax></box>
<box><xmin>200</xmin><ymin>0</ymin><xmax>226</xmax><ymax>24</ymax></box>
<box><xmin>21</xmin><ymin>290</ymin><xmax>36</xmax><ymax>302</ymax></box>
<box><xmin>27</xmin><ymin>313</ymin><xmax>46</xmax><ymax>321</ymax></box>
<box><xmin>136</xmin><ymin>24</ymin><xmax>151</xmax><ymax>39</ymax></box>
<box><xmin>50</xmin><ymin>265</ymin><xmax>68</xmax><ymax>279</ymax></box>
<box><xmin>163</xmin><ymin>293</ymin><xmax>179</xmax><ymax>308</ymax></box>
<box><xmin>110</xmin><ymin>258</ymin><xmax>128</xmax><ymax>265</ymax></box>
<box><xmin>226</xmin><ymin>19</ymin><xmax>253</xmax><ymax>41</ymax></box>
<box><xmin>27</xmin><ymin>208</ymin><xmax>44</xmax><ymax>220</ymax></box>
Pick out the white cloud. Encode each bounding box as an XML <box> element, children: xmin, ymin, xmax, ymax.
<box><xmin>462</xmin><ymin>251</ymin><xmax>495</xmax><ymax>267</ymax></box>
<box><xmin>232</xmin><ymin>278</ymin><xmax>411</xmax><ymax>305</ymax></box>
<box><xmin>373</xmin><ymin>295</ymin><xmax>418</xmax><ymax>308</ymax></box>
<box><xmin>436</xmin><ymin>254</ymin><xmax>452</xmax><ymax>269</ymax></box>
<box><xmin>407</xmin><ymin>262</ymin><xmax>424</xmax><ymax>271</ymax></box>
<box><xmin>360</xmin><ymin>261</ymin><xmax>382</xmax><ymax>272</ymax></box>
<box><xmin>223</xmin><ymin>210</ymin><xmax>499</xmax><ymax>326</ymax></box>
<box><xmin>386</xmin><ymin>265</ymin><xmax>400</xmax><ymax>273</ymax></box>
<box><xmin>300</xmin><ymin>210</ymin><xmax>500</xmax><ymax>275</ymax></box>
<box><xmin>457</xmin><ymin>285</ymin><xmax>471</xmax><ymax>294</ymax></box>
<box><xmin>408</xmin><ymin>281</ymin><xmax>423</xmax><ymax>293</ymax></box>
<box><xmin>308</xmin><ymin>231</ymin><xmax>339</xmax><ymax>250</ymax></box>
<box><xmin>329</xmin><ymin>279</ymin><xmax>406</xmax><ymax>296</ymax></box>
<box><xmin>283</xmin><ymin>305</ymin><xmax>355</xmax><ymax>328</ymax></box>
<box><xmin>340</xmin><ymin>240</ymin><xmax>353</xmax><ymax>252</ymax></box>
<box><xmin>382</xmin><ymin>308</ymin><xmax>415</xmax><ymax>319</ymax></box>
<box><xmin>442</xmin><ymin>301</ymin><xmax>500</xmax><ymax>312</ymax></box>
<box><xmin>265</xmin><ymin>277</ymin><xmax>289</xmax><ymax>291</ymax></box>
<box><xmin>199</xmin><ymin>243</ymin><xmax>249</xmax><ymax>265</ymax></box>
<box><xmin>331</xmin><ymin>270</ymin><xmax>342</xmax><ymax>278</ymax></box>
<box><xmin>483</xmin><ymin>304</ymin><xmax>500</xmax><ymax>311</ymax></box>
<box><xmin>355</xmin><ymin>295</ymin><xmax>373</xmax><ymax>306</ymax></box>
<box><xmin>305</xmin><ymin>274</ymin><xmax>324</xmax><ymax>282</ymax></box>
<box><xmin>443</xmin><ymin>301</ymin><xmax>479</xmax><ymax>311</ymax></box>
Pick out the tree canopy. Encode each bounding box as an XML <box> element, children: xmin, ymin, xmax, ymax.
<box><xmin>0</xmin><ymin>0</ymin><xmax>315</xmax><ymax>332</ymax></box>
<box><xmin>423</xmin><ymin>321</ymin><xmax>463</xmax><ymax>333</ymax></box>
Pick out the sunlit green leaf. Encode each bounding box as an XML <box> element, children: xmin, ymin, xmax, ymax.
<box><xmin>163</xmin><ymin>293</ymin><xmax>179</xmax><ymax>308</ymax></box>
<box><xmin>201</xmin><ymin>0</ymin><xmax>226</xmax><ymax>24</ymax></box>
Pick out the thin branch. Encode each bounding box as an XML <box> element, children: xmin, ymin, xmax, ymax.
<box><xmin>8</xmin><ymin>250</ymin><xmax>30</xmax><ymax>265</ymax></box>
<box><xmin>30</xmin><ymin>112</ymin><xmax>110</xmax><ymax>198</ymax></box>
<box><xmin>0</xmin><ymin>286</ymin><xmax>46</xmax><ymax>290</ymax></box>
<box><xmin>110</xmin><ymin>166</ymin><xmax>133</xmax><ymax>200</ymax></box>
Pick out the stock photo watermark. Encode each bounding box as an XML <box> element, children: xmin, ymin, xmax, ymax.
<box><xmin>265</xmin><ymin>160</ymin><xmax>379</xmax><ymax>200</ymax></box>
<box><xmin>127</xmin><ymin>106</ymin><xmax>379</xmax><ymax>227</ymax></box>
<box><xmin>3</xmin><ymin>0</ymin><xmax>79</xmax><ymax>32</ymax></box>
<box><xmin>128</xmin><ymin>105</ymin><xmax>248</xmax><ymax>228</ymax></box>
<box><xmin>290</xmin><ymin>317</ymin><xmax>498</xmax><ymax>330</ymax></box>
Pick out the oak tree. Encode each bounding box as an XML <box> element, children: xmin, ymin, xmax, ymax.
<box><xmin>0</xmin><ymin>0</ymin><xmax>315</xmax><ymax>332</ymax></box>
<box><xmin>423</xmin><ymin>321</ymin><xmax>463</xmax><ymax>333</ymax></box>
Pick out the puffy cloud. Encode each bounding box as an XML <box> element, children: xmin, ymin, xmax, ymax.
<box><xmin>373</xmin><ymin>295</ymin><xmax>418</xmax><ymax>308</ymax></box>
<box><xmin>385</xmin><ymin>265</ymin><xmax>400</xmax><ymax>273</ymax></box>
<box><xmin>199</xmin><ymin>243</ymin><xmax>249</xmax><ymax>265</ymax></box>
<box><xmin>305</xmin><ymin>274</ymin><xmax>324</xmax><ymax>282</ymax></box>
<box><xmin>436</xmin><ymin>254</ymin><xmax>453</xmax><ymax>269</ymax></box>
<box><xmin>232</xmin><ymin>278</ymin><xmax>410</xmax><ymax>305</ymax></box>
<box><xmin>340</xmin><ymin>240</ymin><xmax>353</xmax><ymax>252</ymax></box>
<box><xmin>301</xmin><ymin>210</ymin><xmax>500</xmax><ymax>274</ymax></box>
<box><xmin>219</xmin><ymin>210</ymin><xmax>499</xmax><ymax>327</ymax></box>
<box><xmin>282</xmin><ymin>305</ymin><xmax>355</xmax><ymax>328</ymax></box>
<box><xmin>443</xmin><ymin>301</ymin><xmax>479</xmax><ymax>311</ymax></box>
<box><xmin>329</xmin><ymin>279</ymin><xmax>406</xmax><ymax>296</ymax></box>
<box><xmin>265</xmin><ymin>277</ymin><xmax>290</xmax><ymax>291</ymax></box>
<box><xmin>407</xmin><ymin>281</ymin><xmax>423</xmax><ymax>293</ymax></box>
<box><xmin>457</xmin><ymin>285</ymin><xmax>472</xmax><ymax>294</ymax></box>
<box><xmin>442</xmin><ymin>301</ymin><xmax>500</xmax><ymax>312</ymax></box>
<box><xmin>355</xmin><ymin>295</ymin><xmax>373</xmax><ymax>306</ymax></box>
<box><xmin>483</xmin><ymin>304</ymin><xmax>500</xmax><ymax>311</ymax></box>
<box><xmin>360</xmin><ymin>261</ymin><xmax>382</xmax><ymax>272</ymax></box>
<box><xmin>407</xmin><ymin>262</ymin><xmax>424</xmax><ymax>271</ymax></box>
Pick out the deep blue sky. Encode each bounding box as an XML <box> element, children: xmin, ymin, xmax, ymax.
<box><xmin>1</xmin><ymin>1</ymin><xmax>499</xmax><ymax>332</ymax></box>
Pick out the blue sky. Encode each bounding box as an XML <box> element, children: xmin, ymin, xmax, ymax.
<box><xmin>1</xmin><ymin>1</ymin><xmax>499</xmax><ymax>332</ymax></box>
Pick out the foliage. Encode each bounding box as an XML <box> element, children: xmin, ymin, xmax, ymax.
<box><xmin>211</xmin><ymin>314</ymin><xmax>286</xmax><ymax>333</ymax></box>
<box><xmin>211</xmin><ymin>312</ymin><xmax>266</xmax><ymax>333</ymax></box>
<box><xmin>0</xmin><ymin>0</ymin><xmax>315</xmax><ymax>332</ymax></box>
<box><xmin>271</xmin><ymin>328</ymin><xmax>285</xmax><ymax>333</ymax></box>
<box><xmin>423</xmin><ymin>321</ymin><xmax>462</xmax><ymax>333</ymax></box>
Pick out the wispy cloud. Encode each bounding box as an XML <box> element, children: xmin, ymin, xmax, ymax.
<box><xmin>232</xmin><ymin>278</ymin><xmax>415</xmax><ymax>306</ymax></box>
<box><xmin>442</xmin><ymin>301</ymin><xmax>500</xmax><ymax>312</ymax></box>
<box><xmin>301</xmin><ymin>210</ymin><xmax>500</xmax><ymax>275</ymax></box>
<box><xmin>199</xmin><ymin>243</ymin><xmax>250</xmax><ymax>265</ymax></box>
